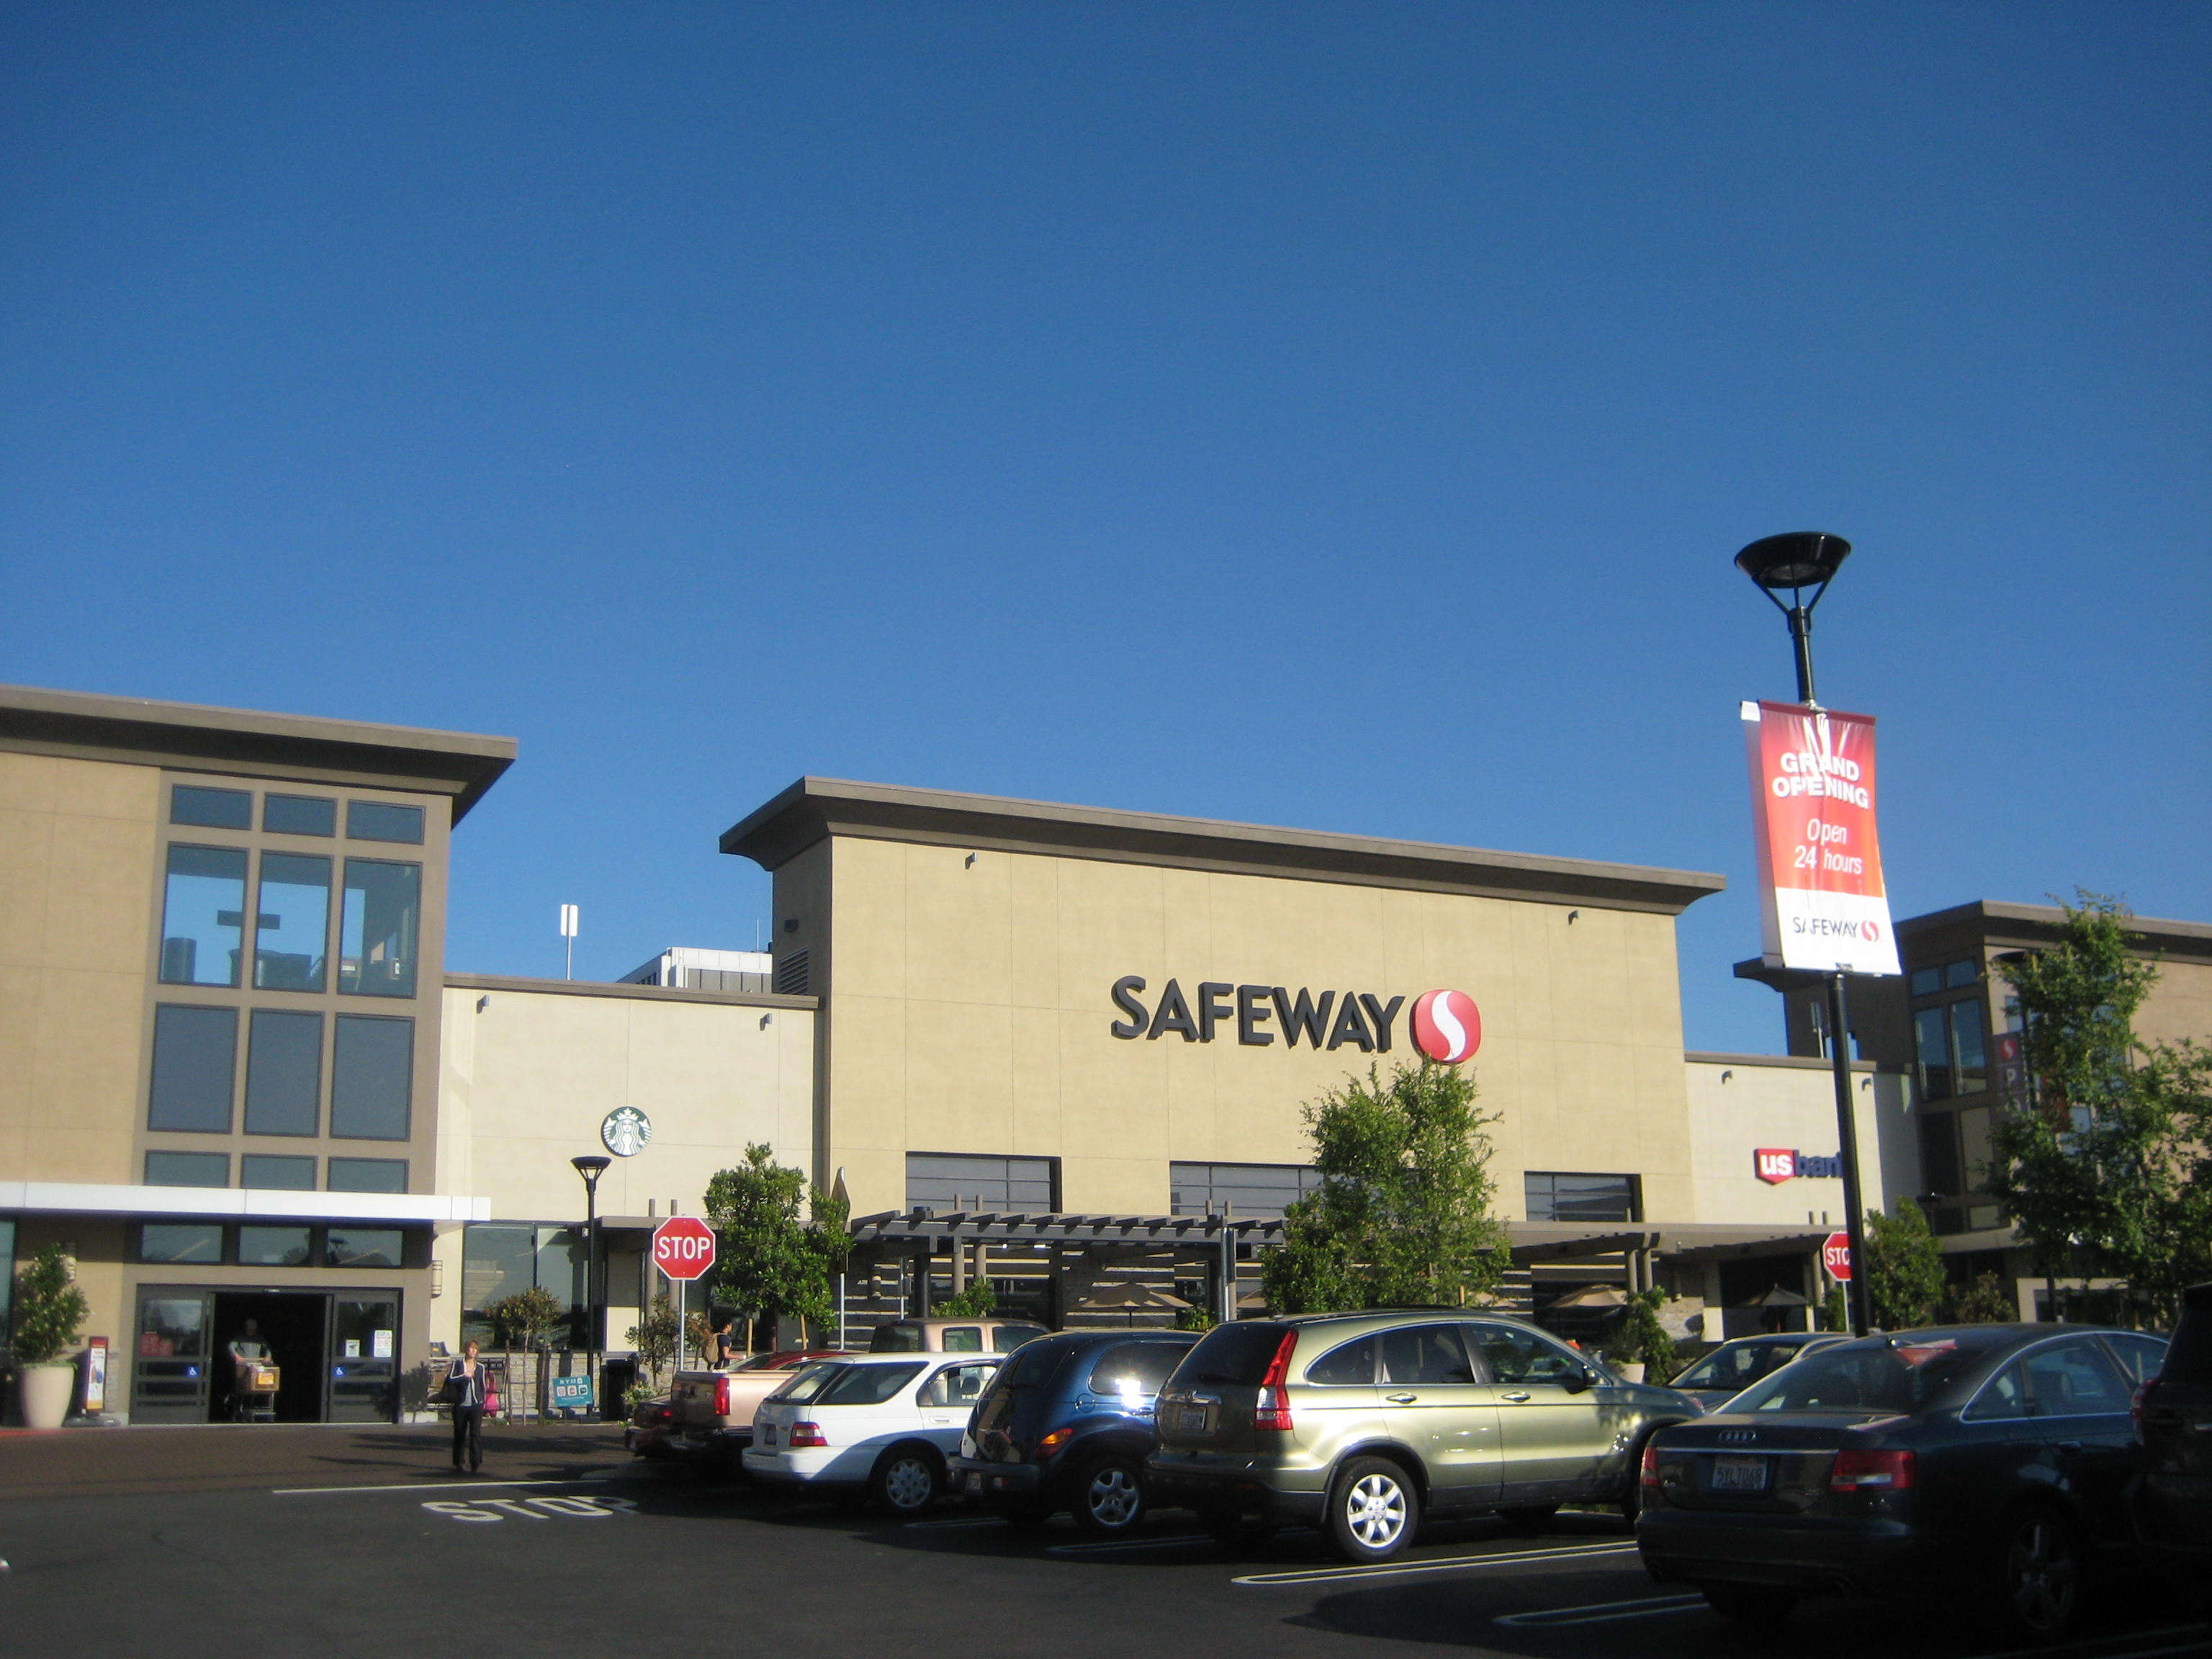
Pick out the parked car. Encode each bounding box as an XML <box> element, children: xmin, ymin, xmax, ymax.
<box><xmin>1669</xmin><ymin>1333</ymin><xmax>1850</xmax><ymax>1413</ymax></box>
<box><xmin>868</xmin><ymin>1317</ymin><xmax>1050</xmax><ymax>1354</ymax></box>
<box><xmin>1148</xmin><ymin>1310</ymin><xmax>1700</xmax><ymax>1561</ymax></box>
<box><xmin>745</xmin><ymin>1354</ymin><xmax>1002</xmax><ymax>1515</ymax></box>
<box><xmin>625</xmin><ymin>1393</ymin><xmax>678</xmax><ymax>1459</ymax></box>
<box><xmin>1637</xmin><ymin>1322</ymin><xmax>2171</xmax><ymax>1641</ymax></box>
<box><xmin>658</xmin><ymin>1349</ymin><xmax>849</xmax><ymax>1468</ymax></box>
<box><xmin>2129</xmin><ymin>1282</ymin><xmax>2212</xmax><ymax>1617</ymax></box>
<box><xmin>952</xmin><ymin>1330</ymin><xmax>1197</xmax><ymax>1534</ymax></box>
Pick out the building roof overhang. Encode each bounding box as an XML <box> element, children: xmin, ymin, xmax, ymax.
<box><xmin>0</xmin><ymin>683</ymin><xmax>516</xmax><ymax>824</ymax></box>
<box><xmin>724</xmin><ymin>778</ymin><xmax>1727</xmax><ymax>915</ymax></box>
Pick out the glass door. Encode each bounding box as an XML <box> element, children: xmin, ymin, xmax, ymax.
<box><xmin>329</xmin><ymin>1295</ymin><xmax>400</xmax><ymax>1421</ymax></box>
<box><xmin>132</xmin><ymin>1290</ymin><xmax>214</xmax><ymax>1424</ymax></box>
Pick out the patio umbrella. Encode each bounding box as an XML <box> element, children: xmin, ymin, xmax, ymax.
<box><xmin>1549</xmin><ymin>1285</ymin><xmax>1629</xmax><ymax>1310</ymax></box>
<box><xmin>1071</xmin><ymin>1282</ymin><xmax>1191</xmax><ymax>1326</ymax></box>
<box><xmin>1745</xmin><ymin>1285</ymin><xmax>1808</xmax><ymax>1307</ymax></box>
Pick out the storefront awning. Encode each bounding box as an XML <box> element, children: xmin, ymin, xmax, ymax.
<box><xmin>849</xmin><ymin>1209</ymin><xmax>1285</xmax><ymax>1246</ymax></box>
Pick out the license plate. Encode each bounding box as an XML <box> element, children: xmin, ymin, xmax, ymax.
<box><xmin>966</xmin><ymin>1473</ymin><xmax>981</xmax><ymax>1493</ymax></box>
<box><xmin>1177</xmin><ymin>1406</ymin><xmax>1208</xmax><ymax>1434</ymax></box>
<box><xmin>762</xmin><ymin>1425</ymin><xmax>778</xmax><ymax>1447</ymax></box>
<box><xmin>1710</xmin><ymin>1455</ymin><xmax>1770</xmax><ymax>1493</ymax></box>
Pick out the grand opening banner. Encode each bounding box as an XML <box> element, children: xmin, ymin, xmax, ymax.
<box><xmin>1742</xmin><ymin>700</ymin><xmax>1900</xmax><ymax>976</ymax></box>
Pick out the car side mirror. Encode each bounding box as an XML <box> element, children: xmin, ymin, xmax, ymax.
<box><xmin>1561</xmin><ymin>1367</ymin><xmax>1596</xmax><ymax>1394</ymax></box>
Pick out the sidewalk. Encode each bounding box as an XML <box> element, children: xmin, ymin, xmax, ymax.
<box><xmin>0</xmin><ymin>1420</ymin><xmax>631</xmax><ymax>1503</ymax></box>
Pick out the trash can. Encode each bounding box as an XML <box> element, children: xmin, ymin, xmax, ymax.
<box><xmin>600</xmin><ymin>1357</ymin><xmax>636</xmax><ymax>1422</ymax></box>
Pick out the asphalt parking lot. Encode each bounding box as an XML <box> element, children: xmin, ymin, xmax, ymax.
<box><xmin>1</xmin><ymin>1424</ymin><xmax>2203</xmax><ymax>1659</ymax></box>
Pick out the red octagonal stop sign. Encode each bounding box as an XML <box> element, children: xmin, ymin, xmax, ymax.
<box><xmin>1822</xmin><ymin>1231</ymin><xmax>1853</xmax><ymax>1281</ymax></box>
<box><xmin>652</xmin><ymin>1215</ymin><xmax>716</xmax><ymax>1282</ymax></box>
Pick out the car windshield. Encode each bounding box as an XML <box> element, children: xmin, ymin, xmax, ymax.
<box><xmin>1674</xmin><ymin>1340</ymin><xmax>1815</xmax><ymax>1392</ymax></box>
<box><xmin>764</xmin><ymin>1362</ymin><xmax>842</xmax><ymax>1405</ymax></box>
<box><xmin>1731</xmin><ymin>1338</ymin><xmax>1983</xmax><ymax>1413</ymax></box>
<box><xmin>819</xmin><ymin>1362</ymin><xmax>925</xmax><ymax>1407</ymax></box>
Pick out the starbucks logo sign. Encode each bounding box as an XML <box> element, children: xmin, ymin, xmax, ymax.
<box><xmin>601</xmin><ymin>1106</ymin><xmax>652</xmax><ymax>1158</ymax></box>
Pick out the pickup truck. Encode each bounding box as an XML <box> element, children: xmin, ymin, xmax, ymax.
<box><xmin>662</xmin><ymin>1350</ymin><xmax>848</xmax><ymax>1469</ymax></box>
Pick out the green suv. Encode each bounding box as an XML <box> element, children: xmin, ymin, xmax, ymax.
<box><xmin>1148</xmin><ymin>1310</ymin><xmax>1699</xmax><ymax>1560</ymax></box>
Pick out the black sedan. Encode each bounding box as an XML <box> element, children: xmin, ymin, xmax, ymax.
<box><xmin>1637</xmin><ymin>1322</ymin><xmax>2169</xmax><ymax>1642</ymax></box>
<box><xmin>952</xmin><ymin>1329</ymin><xmax>1197</xmax><ymax>1535</ymax></box>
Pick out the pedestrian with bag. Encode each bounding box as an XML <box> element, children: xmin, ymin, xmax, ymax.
<box><xmin>444</xmin><ymin>1339</ymin><xmax>490</xmax><ymax>1473</ymax></box>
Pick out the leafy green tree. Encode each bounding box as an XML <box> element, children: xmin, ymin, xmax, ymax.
<box><xmin>626</xmin><ymin>1292</ymin><xmax>680</xmax><ymax>1387</ymax></box>
<box><xmin>703</xmin><ymin>1143</ymin><xmax>851</xmax><ymax>1350</ymax></box>
<box><xmin>1820</xmin><ymin>1283</ymin><xmax>1849</xmax><ymax>1334</ymax></box>
<box><xmin>1172</xmin><ymin>1305</ymin><xmax>1218</xmax><ymax>1334</ymax></box>
<box><xmin>1945</xmin><ymin>1272</ymin><xmax>2018</xmax><ymax>1324</ymax></box>
<box><xmin>932</xmin><ymin>1280</ymin><xmax>996</xmax><ymax>1318</ymax></box>
<box><xmin>1262</xmin><ymin>1061</ymin><xmax>1512</xmax><ymax>1313</ymax></box>
<box><xmin>1606</xmin><ymin>1288</ymin><xmax>1682</xmax><ymax>1383</ymax></box>
<box><xmin>485</xmin><ymin>1285</ymin><xmax>563</xmax><ymax>1350</ymax></box>
<box><xmin>1989</xmin><ymin>894</ymin><xmax>2212</xmax><ymax>1325</ymax></box>
<box><xmin>10</xmin><ymin>1246</ymin><xmax>89</xmax><ymax>1364</ymax></box>
<box><xmin>1863</xmin><ymin>1197</ymin><xmax>1947</xmax><ymax>1330</ymax></box>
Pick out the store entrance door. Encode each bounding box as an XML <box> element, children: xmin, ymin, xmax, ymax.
<box><xmin>211</xmin><ymin>1293</ymin><xmax>329</xmax><ymax>1422</ymax></box>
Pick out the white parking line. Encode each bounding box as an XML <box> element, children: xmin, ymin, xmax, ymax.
<box><xmin>1961</xmin><ymin>1632</ymin><xmax>2208</xmax><ymax>1659</ymax></box>
<box><xmin>1045</xmin><ymin>1534</ymin><xmax>1212</xmax><ymax>1557</ymax></box>
<box><xmin>272</xmin><ymin>1478</ymin><xmax>600</xmax><ymax>1496</ymax></box>
<box><xmin>1232</xmin><ymin>1540</ymin><xmax>1639</xmax><ymax>1587</ymax></box>
<box><xmin>904</xmin><ymin>1516</ymin><xmax>1007</xmax><ymax>1531</ymax></box>
<box><xmin>1493</xmin><ymin>1592</ymin><xmax>1707</xmax><ymax>1627</ymax></box>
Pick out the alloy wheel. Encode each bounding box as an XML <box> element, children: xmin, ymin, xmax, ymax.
<box><xmin>1344</xmin><ymin>1472</ymin><xmax>1407</xmax><ymax>1550</ymax></box>
<box><xmin>1084</xmin><ymin>1465</ymin><xmax>1141</xmax><ymax>1530</ymax></box>
<box><xmin>2003</xmin><ymin>1514</ymin><xmax>2079</xmax><ymax>1637</ymax></box>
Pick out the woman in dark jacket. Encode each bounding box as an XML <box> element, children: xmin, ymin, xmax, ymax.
<box><xmin>446</xmin><ymin>1340</ymin><xmax>490</xmax><ymax>1472</ymax></box>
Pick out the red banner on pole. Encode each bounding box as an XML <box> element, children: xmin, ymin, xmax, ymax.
<box><xmin>1742</xmin><ymin>700</ymin><xmax>1899</xmax><ymax>976</ymax></box>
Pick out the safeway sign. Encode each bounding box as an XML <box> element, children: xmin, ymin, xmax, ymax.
<box><xmin>651</xmin><ymin>1216</ymin><xmax>716</xmax><ymax>1282</ymax></box>
<box><xmin>1742</xmin><ymin>700</ymin><xmax>1900</xmax><ymax>976</ymax></box>
<box><xmin>1822</xmin><ymin>1231</ymin><xmax>1853</xmax><ymax>1281</ymax></box>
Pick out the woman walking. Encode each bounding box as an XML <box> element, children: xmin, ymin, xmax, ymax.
<box><xmin>446</xmin><ymin>1340</ymin><xmax>490</xmax><ymax>1473</ymax></box>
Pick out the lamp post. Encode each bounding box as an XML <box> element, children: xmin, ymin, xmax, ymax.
<box><xmin>1734</xmin><ymin>531</ymin><xmax>1874</xmax><ymax>1338</ymax></box>
<box><xmin>572</xmin><ymin>1154</ymin><xmax>612</xmax><ymax>1415</ymax></box>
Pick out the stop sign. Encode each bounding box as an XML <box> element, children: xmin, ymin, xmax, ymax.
<box><xmin>652</xmin><ymin>1216</ymin><xmax>716</xmax><ymax>1282</ymax></box>
<box><xmin>1822</xmin><ymin>1231</ymin><xmax>1853</xmax><ymax>1281</ymax></box>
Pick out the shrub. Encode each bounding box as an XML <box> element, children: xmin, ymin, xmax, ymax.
<box><xmin>11</xmin><ymin>1246</ymin><xmax>90</xmax><ymax>1365</ymax></box>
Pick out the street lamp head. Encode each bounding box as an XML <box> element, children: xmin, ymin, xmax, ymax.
<box><xmin>571</xmin><ymin>1154</ymin><xmax>612</xmax><ymax>1187</ymax></box>
<box><xmin>1735</xmin><ymin>531</ymin><xmax>1851</xmax><ymax>594</ymax></box>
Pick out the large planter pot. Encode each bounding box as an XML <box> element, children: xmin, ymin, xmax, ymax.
<box><xmin>19</xmin><ymin>1361</ymin><xmax>76</xmax><ymax>1430</ymax></box>
<box><xmin>1613</xmin><ymin>1362</ymin><xmax>1647</xmax><ymax>1384</ymax></box>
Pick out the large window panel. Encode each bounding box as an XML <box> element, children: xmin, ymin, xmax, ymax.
<box><xmin>148</xmin><ymin>1004</ymin><xmax>238</xmax><ymax>1133</ymax></box>
<box><xmin>1524</xmin><ymin>1171</ymin><xmax>1640</xmax><ymax>1223</ymax></box>
<box><xmin>159</xmin><ymin>845</ymin><xmax>248</xmax><ymax>986</ymax></box>
<box><xmin>253</xmin><ymin>853</ymin><xmax>331</xmax><ymax>991</ymax></box>
<box><xmin>1915</xmin><ymin>1007</ymin><xmax>1954</xmax><ymax>1102</ymax></box>
<box><xmin>346</xmin><ymin>801</ymin><xmax>424</xmax><ymax>845</ymax></box>
<box><xmin>1919</xmin><ymin>1112</ymin><xmax>1964</xmax><ymax>1198</ymax></box>
<box><xmin>905</xmin><ymin>1153</ymin><xmax>1057</xmax><ymax>1213</ymax></box>
<box><xmin>145</xmin><ymin>1150</ymin><xmax>229</xmax><ymax>1187</ymax></box>
<box><xmin>328</xmin><ymin>1158</ymin><xmax>407</xmax><ymax>1193</ymax></box>
<box><xmin>1170</xmin><ymin>1161</ymin><xmax>1323</xmax><ymax>1217</ymax></box>
<box><xmin>339</xmin><ymin>859</ymin><xmax>420</xmax><ymax>997</ymax></box>
<box><xmin>240</xmin><ymin>1154</ymin><xmax>316</xmax><ymax>1190</ymax></box>
<box><xmin>170</xmin><ymin>786</ymin><xmax>251</xmax><ymax>830</ymax></box>
<box><xmin>238</xmin><ymin>1226</ymin><xmax>313</xmax><ymax>1266</ymax></box>
<box><xmin>244</xmin><ymin>1009</ymin><xmax>322</xmax><ymax>1136</ymax></box>
<box><xmin>263</xmin><ymin>794</ymin><xmax>336</xmax><ymax>837</ymax></box>
<box><xmin>1951</xmin><ymin>1000</ymin><xmax>1987</xmax><ymax>1095</ymax></box>
<box><xmin>331</xmin><ymin>1015</ymin><xmax>413</xmax><ymax>1140</ymax></box>
<box><xmin>327</xmin><ymin>1228</ymin><xmax>403</xmax><ymax>1269</ymax></box>
<box><xmin>140</xmin><ymin>1223</ymin><xmax>225</xmax><ymax>1264</ymax></box>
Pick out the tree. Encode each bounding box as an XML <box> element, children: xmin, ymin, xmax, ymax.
<box><xmin>484</xmin><ymin>1285</ymin><xmax>563</xmax><ymax>1350</ymax></box>
<box><xmin>1863</xmin><ymin>1198</ymin><xmax>1946</xmax><ymax>1329</ymax></box>
<box><xmin>1820</xmin><ymin>1282</ymin><xmax>1850</xmax><ymax>1334</ymax></box>
<box><xmin>1945</xmin><ymin>1272</ymin><xmax>2018</xmax><ymax>1324</ymax></box>
<box><xmin>626</xmin><ymin>1292</ymin><xmax>680</xmax><ymax>1388</ymax></box>
<box><xmin>1988</xmin><ymin>894</ymin><xmax>2212</xmax><ymax>1326</ymax></box>
<box><xmin>1262</xmin><ymin>1060</ymin><xmax>1512</xmax><ymax>1313</ymax></box>
<box><xmin>1606</xmin><ymin>1288</ymin><xmax>1682</xmax><ymax>1384</ymax></box>
<box><xmin>10</xmin><ymin>1246</ymin><xmax>90</xmax><ymax>1364</ymax></box>
<box><xmin>932</xmin><ymin>1281</ymin><xmax>996</xmax><ymax>1318</ymax></box>
<box><xmin>703</xmin><ymin>1143</ymin><xmax>851</xmax><ymax>1351</ymax></box>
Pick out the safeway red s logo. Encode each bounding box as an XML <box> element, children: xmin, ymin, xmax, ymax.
<box><xmin>1410</xmin><ymin>989</ymin><xmax>1482</xmax><ymax>1064</ymax></box>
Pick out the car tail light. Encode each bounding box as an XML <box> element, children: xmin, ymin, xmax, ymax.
<box><xmin>1829</xmin><ymin>1448</ymin><xmax>1915</xmax><ymax>1492</ymax></box>
<box><xmin>1035</xmin><ymin>1427</ymin><xmax>1074</xmax><ymax>1460</ymax></box>
<box><xmin>713</xmin><ymin>1376</ymin><xmax>731</xmax><ymax>1416</ymax></box>
<box><xmin>788</xmin><ymin>1421</ymin><xmax>828</xmax><ymax>1448</ymax></box>
<box><xmin>1640</xmin><ymin>1442</ymin><xmax>1662</xmax><ymax>1489</ymax></box>
<box><xmin>1253</xmin><ymin>1330</ymin><xmax>1300</xmax><ymax>1433</ymax></box>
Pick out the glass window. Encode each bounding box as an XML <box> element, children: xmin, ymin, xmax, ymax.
<box><xmin>1736</xmin><ymin>1339</ymin><xmax>1982</xmax><ymax>1413</ymax></box>
<box><xmin>327</xmin><ymin>1228</ymin><xmax>403</xmax><ymax>1269</ymax></box>
<box><xmin>2024</xmin><ymin>1338</ymin><xmax>2131</xmax><ymax>1417</ymax></box>
<box><xmin>238</xmin><ymin>1225</ymin><xmax>314</xmax><ymax>1266</ymax></box>
<box><xmin>160</xmin><ymin>845</ymin><xmax>248</xmax><ymax>986</ymax></box>
<box><xmin>765</xmin><ymin>1362</ymin><xmax>842</xmax><ymax>1405</ymax></box>
<box><xmin>328</xmin><ymin>1158</ymin><xmax>408</xmax><ymax>1194</ymax></box>
<box><xmin>263</xmin><ymin>794</ymin><xmax>336</xmax><ymax>837</ymax></box>
<box><xmin>1382</xmin><ymin>1324</ymin><xmax>1476</xmax><ymax>1385</ymax></box>
<box><xmin>1170</xmin><ymin>1161</ymin><xmax>1323</xmax><ymax>1217</ymax></box>
<box><xmin>1673</xmin><ymin>1339</ymin><xmax>1809</xmax><ymax>1393</ymax></box>
<box><xmin>171</xmin><ymin>786</ymin><xmax>251</xmax><ymax>829</ymax></box>
<box><xmin>240</xmin><ymin>1154</ymin><xmax>316</xmax><ymax>1190</ymax></box>
<box><xmin>938</xmin><ymin>1326</ymin><xmax>984</xmax><ymax>1352</ymax></box>
<box><xmin>253</xmin><ymin>853</ymin><xmax>331</xmax><ymax>991</ymax></box>
<box><xmin>920</xmin><ymin>1362</ymin><xmax>997</xmax><ymax>1407</ymax></box>
<box><xmin>1305</xmin><ymin>1335</ymin><xmax>1378</xmax><ymax>1386</ymax></box>
<box><xmin>1524</xmin><ymin>1172</ymin><xmax>1640</xmax><ymax>1223</ymax></box>
<box><xmin>338</xmin><ymin>860</ymin><xmax>420</xmax><ymax>997</ymax></box>
<box><xmin>1919</xmin><ymin>1112</ymin><xmax>1963</xmax><ymax>1197</ymax></box>
<box><xmin>2101</xmin><ymin>1334</ymin><xmax>2168</xmax><ymax>1388</ymax></box>
<box><xmin>1472</xmin><ymin>1323</ymin><xmax>1587</xmax><ymax>1387</ymax></box>
<box><xmin>1946</xmin><ymin>960</ymin><xmax>1979</xmax><ymax>989</ymax></box>
<box><xmin>1964</xmin><ymin>1362</ymin><xmax>2032</xmax><ymax>1421</ymax></box>
<box><xmin>0</xmin><ymin>1220</ymin><xmax>12</xmax><ymax>1336</ymax></box>
<box><xmin>904</xmin><ymin>1153</ymin><xmax>1057</xmax><ymax>1214</ymax></box>
<box><xmin>347</xmin><ymin>801</ymin><xmax>425</xmax><ymax>844</ymax></box>
<box><xmin>148</xmin><ymin>1005</ymin><xmax>237</xmax><ymax>1133</ymax></box>
<box><xmin>1915</xmin><ymin>1007</ymin><xmax>1953</xmax><ymax>1101</ymax></box>
<box><xmin>243</xmin><ymin>1009</ymin><xmax>321</xmax><ymax>1136</ymax></box>
<box><xmin>1087</xmin><ymin>1340</ymin><xmax>1190</xmax><ymax>1398</ymax></box>
<box><xmin>139</xmin><ymin>1223</ymin><xmax>225</xmax><ymax>1264</ymax></box>
<box><xmin>331</xmin><ymin>1015</ymin><xmax>412</xmax><ymax>1139</ymax></box>
<box><xmin>461</xmin><ymin>1225</ymin><xmax>536</xmax><ymax>1321</ymax></box>
<box><xmin>1952</xmin><ymin>1000</ymin><xmax>1987</xmax><ymax>1095</ymax></box>
<box><xmin>1909</xmin><ymin>966</ymin><xmax>1941</xmax><ymax>997</ymax></box>
<box><xmin>989</xmin><ymin>1324</ymin><xmax>1047</xmax><ymax>1352</ymax></box>
<box><xmin>819</xmin><ymin>1362</ymin><xmax>925</xmax><ymax>1406</ymax></box>
<box><xmin>137</xmin><ymin>1294</ymin><xmax>208</xmax><ymax>1358</ymax></box>
<box><xmin>145</xmin><ymin>1150</ymin><xmax>229</xmax><ymax>1187</ymax></box>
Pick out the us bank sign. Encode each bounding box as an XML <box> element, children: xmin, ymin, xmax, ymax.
<box><xmin>1109</xmin><ymin>978</ymin><xmax>1483</xmax><ymax>1064</ymax></box>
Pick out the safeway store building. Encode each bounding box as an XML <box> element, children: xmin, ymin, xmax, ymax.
<box><xmin>7</xmin><ymin>683</ymin><xmax>2197</xmax><ymax>1424</ymax></box>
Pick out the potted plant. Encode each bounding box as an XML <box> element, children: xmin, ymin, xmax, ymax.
<box><xmin>12</xmin><ymin>1246</ymin><xmax>90</xmax><ymax>1429</ymax></box>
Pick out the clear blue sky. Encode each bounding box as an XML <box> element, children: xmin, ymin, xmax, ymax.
<box><xmin>4</xmin><ymin>5</ymin><xmax>2206</xmax><ymax>1056</ymax></box>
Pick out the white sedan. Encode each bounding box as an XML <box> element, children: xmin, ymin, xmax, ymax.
<box><xmin>743</xmin><ymin>1354</ymin><xmax>1000</xmax><ymax>1516</ymax></box>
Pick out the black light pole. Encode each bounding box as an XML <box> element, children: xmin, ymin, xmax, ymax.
<box><xmin>1735</xmin><ymin>532</ymin><xmax>1874</xmax><ymax>1339</ymax></box>
<box><xmin>572</xmin><ymin>1154</ymin><xmax>612</xmax><ymax>1416</ymax></box>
